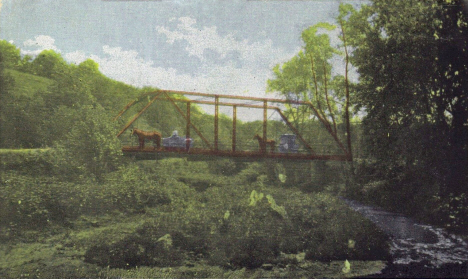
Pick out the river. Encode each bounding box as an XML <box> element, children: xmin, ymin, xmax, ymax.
<box><xmin>342</xmin><ymin>199</ymin><xmax>468</xmax><ymax>278</ymax></box>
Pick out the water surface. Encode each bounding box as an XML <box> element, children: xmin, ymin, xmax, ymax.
<box><xmin>343</xmin><ymin>199</ymin><xmax>468</xmax><ymax>278</ymax></box>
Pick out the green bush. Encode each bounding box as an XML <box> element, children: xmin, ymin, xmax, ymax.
<box><xmin>176</xmin><ymin>172</ymin><xmax>227</xmax><ymax>192</ymax></box>
<box><xmin>0</xmin><ymin>173</ymin><xmax>73</xmax><ymax>229</ymax></box>
<box><xmin>432</xmin><ymin>193</ymin><xmax>468</xmax><ymax>233</ymax></box>
<box><xmin>52</xmin><ymin>105</ymin><xmax>122</xmax><ymax>182</ymax></box>
<box><xmin>215</xmin><ymin>194</ymin><xmax>286</xmax><ymax>268</ymax></box>
<box><xmin>207</xmin><ymin>159</ymin><xmax>246</xmax><ymax>176</ymax></box>
<box><xmin>0</xmin><ymin>149</ymin><xmax>54</xmax><ymax>175</ymax></box>
<box><xmin>84</xmin><ymin>233</ymin><xmax>184</xmax><ymax>268</ymax></box>
<box><xmin>282</xmin><ymin>192</ymin><xmax>389</xmax><ymax>261</ymax></box>
<box><xmin>1</xmin><ymin>156</ymin><xmax>390</xmax><ymax>273</ymax></box>
<box><xmin>0</xmin><ymin>165</ymin><xmax>173</xmax><ymax>232</ymax></box>
<box><xmin>234</xmin><ymin>162</ymin><xmax>267</xmax><ymax>184</ymax></box>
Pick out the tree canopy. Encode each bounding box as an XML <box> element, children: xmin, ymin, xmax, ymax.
<box><xmin>346</xmin><ymin>0</ymin><xmax>468</xmax><ymax>195</ymax></box>
<box><xmin>267</xmin><ymin>19</ymin><xmax>354</xmax><ymax>159</ymax></box>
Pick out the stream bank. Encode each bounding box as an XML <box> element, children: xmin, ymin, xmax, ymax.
<box><xmin>343</xmin><ymin>199</ymin><xmax>468</xmax><ymax>278</ymax></box>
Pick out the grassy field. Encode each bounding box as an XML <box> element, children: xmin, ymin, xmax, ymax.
<box><xmin>5</xmin><ymin>69</ymin><xmax>54</xmax><ymax>97</ymax></box>
<box><xmin>0</xmin><ymin>157</ymin><xmax>389</xmax><ymax>278</ymax></box>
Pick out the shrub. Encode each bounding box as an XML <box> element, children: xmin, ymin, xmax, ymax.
<box><xmin>0</xmin><ymin>148</ymin><xmax>54</xmax><ymax>175</ymax></box>
<box><xmin>52</xmin><ymin>105</ymin><xmax>122</xmax><ymax>182</ymax></box>
<box><xmin>207</xmin><ymin>159</ymin><xmax>246</xmax><ymax>176</ymax></box>
<box><xmin>1</xmin><ymin>156</ymin><xmax>390</xmax><ymax>272</ymax></box>
<box><xmin>235</xmin><ymin>162</ymin><xmax>266</xmax><ymax>184</ymax></box>
<box><xmin>84</xmin><ymin>234</ymin><xmax>184</xmax><ymax>268</ymax></box>
<box><xmin>283</xmin><ymin>192</ymin><xmax>389</xmax><ymax>261</ymax></box>
<box><xmin>0</xmin><ymin>173</ymin><xmax>74</xmax><ymax>229</ymax></box>
<box><xmin>432</xmin><ymin>193</ymin><xmax>468</xmax><ymax>233</ymax></box>
<box><xmin>0</xmin><ymin>165</ymin><xmax>173</xmax><ymax>232</ymax></box>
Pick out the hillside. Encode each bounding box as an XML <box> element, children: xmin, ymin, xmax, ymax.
<box><xmin>5</xmin><ymin>68</ymin><xmax>54</xmax><ymax>97</ymax></box>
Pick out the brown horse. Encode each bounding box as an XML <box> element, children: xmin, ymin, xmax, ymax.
<box><xmin>254</xmin><ymin>134</ymin><xmax>276</xmax><ymax>153</ymax></box>
<box><xmin>132</xmin><ymin>128</ymin><xmax>162</xmax><ymax>149</ymax></box>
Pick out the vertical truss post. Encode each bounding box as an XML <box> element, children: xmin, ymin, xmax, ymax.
<box><xmin>163</xmin><ymin>92</ymin><xmax>212</xmax><ymax>150</ymax></box>
<box><xmin>232</xmin><ymin>105</ymin><xmax>237</xmax><ymax>152</ymax></box>
<box><xmin>186</xmin><ymin>101</ymin><xmax>191</xmax><ymax>152</ymax></box>
<box><xmin>186</xmin><ymin>102</ymin><xmax>191</xmax><ymax>139</ymax></box>
<box><xmin>214</xmin><ymin>95</ymin><xmax>219</xmax><ymax>152</ymax></box>
<box><xmin>263</xmin><ymin>100</ymin><xmax>267</xmax><ymax>141</ymax></box>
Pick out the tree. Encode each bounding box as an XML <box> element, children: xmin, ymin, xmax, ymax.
<box><xmin>30</xmin><ymin>49</ymin><xmax>68</xmax><ymax>79</ymax></box>
<box><xmin>432</xmin><ymin>0</ymin><xmax>468</xmax><ymax>195</ymax></box>
<box><xmin>347</xmin><ymin>0</ymin><xmax>468</xmax><ymax>196</ymax></box>
<box><xmin>337</xmin><ymin>4</ymin><xmax>355</xmax><ymax>162</ymax></box>
<box><xmin>0</xmin><ymin>51</ymin><xmax>16</xmax><ymax>147</ymax></box>
<box><xmin>0</xmin><ymin>40</ymin><xmax>21</xmax><ymax>69</ymax></box>
<box><xmin>53</xmin><ymin>105</ymin><xmax>122</xmax><ymax>182</ymax></box>
<box><xmin>267</xmin><ymin>22</ymin><xmax>354</xmax><ymax>159</ymax></box>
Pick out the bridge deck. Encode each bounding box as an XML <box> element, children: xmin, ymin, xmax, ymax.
<box><xmin>122</xmin><ymin>146</ymin><xmax>350</xmax><ymax>161</ymax></box>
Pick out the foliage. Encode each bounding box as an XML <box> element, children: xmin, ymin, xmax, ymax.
<box><xmin>432</xmin><ymin>193</ymin><xmax>468</xmax><ymax>233</ymax></box>
<box><xmin>52</xmin><ymin>105</ymin><xmax>122</xmax><ymax>181</ymax></box>
<box><xmin>0</xmin><ymin>174</ymin><xmax>72</xmax><ymax>231</ymax></box>
<box><xmin>0</xmin><ymin>50</ymin><xmax>25</xmax><ymax>148</ymax></box>
<box><xmin>0</xmin><ymin>40</ymin><xmax>142</xmax><ymax>150</ymax></box>
<box><xmin>0</xmin><ymin>154</ymin><xmax>390</xmax><ymax>277</ymax></box>
<box><xmin>267</xmin><ymin>20</ymin><xmax>353</xmax><ymax>159</ymax></box>
<box><xmin>4</xmin><ymin>68</ymin><xmax>54</xmax><ymax>96</ymax></box>
<box><xmin>345</xmin><ymin>0</ymin><xmax>468</xmax><ymax>229</ymax></box>
<box><xmin>0</xmin><ymin>40</ymin><xmax>21</xmax><ymax>69</ymax></box>
<box><xmin>29</xmin><ymin>49</ymin><xmax>69</xmax><ymax>79</ymax></box>
<box><xmin>0</xmin><ymin>148</ymin><xmax>53</xmax><ymax>175</ymax></box>
<box><xmin>84</xmin><ymin>233</ymin><xmax>184</xmax><ymax>268</ymax></box>
<box><xmin>207</xmin><ymin>158</ymin><xmax>246</xmax><ymax>176</ymax></box>
<box><xmin>283</xmin><ymin>192</ymin><xmax>389</xmax><ymax>261</ymax></box>
<box><xmin>0</xmin><ymin>165</ymin><xmax>173</xmax><ymax>234</ymax></box>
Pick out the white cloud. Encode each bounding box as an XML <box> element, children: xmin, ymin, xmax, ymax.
<box><xmin>87</xmin><ymin>44</ymin><xmax>267</xmax><ymax>97</ymax></box>
<box><xmin>64</xmin><ymin>50</ymin><xmax>87</xmax><ymax>65</ymax></box>
<box><xmin>65</xmin><ymin>44</ymin><xmax>277</xmax><ymax>120</ymax></box>
<box><xmin>155</xmin><ymin>17</ymin><xmax>295</xmax><ymax>69</ymax></box>
<box><xmin>29</xmin><ymin>21</ymin><xmax>300</xmax><ymax>121</ymax></box>
<box><xmin>22</xmin><ymin>35</ymin><xmax>60</xmax><ymax>56</ymax></box>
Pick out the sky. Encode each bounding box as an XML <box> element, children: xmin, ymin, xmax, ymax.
<box><xmin>0</xmin><ymin>0</ymin><xmax>364</xmax><ymax>120</ymax></box>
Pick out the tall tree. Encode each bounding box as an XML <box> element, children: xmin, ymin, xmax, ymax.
<box><xmin>30</xmin><ymin>50</ymin><xmax>68</xmax><ymax>79</ymax></box>
<box><xmin>0</xmin><ymin>51</ymin><xmax>16</xmax><ymax>147</ymax></box>
<box><xmin>267</xmin><ymin>22</ymin><xmax>354</xmax><ymax>158</ymax></box>
<box><xmin>337</xmin><ymin>4</ymin><xmax>354</xmax><ymax>162</ymax></box>
<box><xmin>348</xmin><ymin>0</ymin><xmax>468</xmax><ymax>195</ymax></box>
<box><xmin>0</xmin><ymin>40</ymin><xmax>21</xmax><ymax>69</ymax></box>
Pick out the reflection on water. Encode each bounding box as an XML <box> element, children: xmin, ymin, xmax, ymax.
<box><xmin>343</xmin><ymin>199</ymin><xmax>468</xmax><ymax>277</ymax></box>
<box><xmin>343</xmin><ymin>199</ymin><xmax>439</xmax><ymax>244</ymax></box>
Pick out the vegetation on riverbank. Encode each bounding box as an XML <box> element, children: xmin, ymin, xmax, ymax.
<box><xmin>0</xmin><ymin>33</ymin><xmax>391</xmax><ymax>278</ymax></box>
<box><xmin>0</xmin><ymin>158</ymin><xmax>389</xmax><ymax>278</ymax></box>
<box><xmin>2</xmin><ymin>1</ymin><xmax>468</xmax><ymax>276</ymax></box>
<box><xmin>341</xmin><ymin>0</ymin><xmax>468</xmax><ymax>234</ymax></box>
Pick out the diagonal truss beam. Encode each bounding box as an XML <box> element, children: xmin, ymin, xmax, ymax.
<box><xmin>275</xmin><ymin>108</ymin><xmax>314</xmax><ymax>154</ymax></box>
<box><xmin>116</xmin><ymin>92</ymin><xmax>163</xmax><ymax>137</ymax></box>
<box><xmin>113</xmin><ymin>99</ymin><xmax>137</xmax><ymax>121</ymax></box>
<box><xmin>163</xmin><ymin>92</ymin><xmax>213</xmax><ymax>150</ymax></box>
